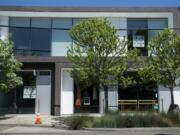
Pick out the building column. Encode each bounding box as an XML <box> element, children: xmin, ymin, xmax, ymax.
<box><xmin>108</xmin><ymin>85</ymin><xmax>119</xmax><ymax>111</ymax></box>
<box><xmin>99</xmin><ymin>89</ymin><xmax>105</xmax><ymax>114</ymax></box>
<box><xmin>54</xmin><ymin>63</ymin><xmax>61</xmax><ymax>115</ymax></box>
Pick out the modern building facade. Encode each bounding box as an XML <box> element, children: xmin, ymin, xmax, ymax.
<box><xmin>0</xmin><ymin>6</ymin><xmax>179</xmax><ymax>115</ymax></box>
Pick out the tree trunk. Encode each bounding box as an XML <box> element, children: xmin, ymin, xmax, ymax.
<box><xmin>137</xmin><ymin>87</ymin><xmax>140</xmax><ymax>111</ymax></box>
<box><xmin>170</xmin><ymin>86</ymin><xmax>174</xmax><ymax>106</ymax></box>
<box><xmin>104</xmin><ymin>85</ymin><xmax>108</xmax><ymax>112</ymax></box>
<box><xmin>168</xmin><ymin>86</ymin><xmax>177</xmax><ymax>113</ymax></box>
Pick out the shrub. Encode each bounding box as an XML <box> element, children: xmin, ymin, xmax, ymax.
<box><xmin>64</xmin><ymin>111</ymin><xmax>176</xmax><ymax>129</ymax></box>
<box><xmin>66</xmin><ymin>116</ymin><xmax>93</xmax><ymax>130</ymax></box>
<box><xmin>93</xmin><ymin>111</ymin><xmax>173</xmax><ymax>128</ymax></box>
<box><xmin>161</xmin><ymin>112</ymin><xmax>180</xmax><ymax>126</ymax></box>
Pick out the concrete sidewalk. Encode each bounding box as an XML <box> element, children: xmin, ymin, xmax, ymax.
<box><xmin>0</xmin><ymin>114</ymin><xmax>58</xmax><ymax>127</ymax></box>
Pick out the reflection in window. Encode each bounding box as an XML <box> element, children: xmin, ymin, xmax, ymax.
<box><xmin>9</xmin><ymin>28</ymin><xmax>31</xmax><ymax>55</ymax></box>
<box><xmin>9</xmin><ymin>17</ymin><xmax>31</xmax><ymax>55</ymax></box>
<box><xmin>9</xmin><ymin>17</ymin><xmax>51</xmax><ymax>56</ymax></box>
<box><xmin>52</xmin><ymin>30</ymin><xmax>72</xmax><ymax>56</ymax></box>
<box><xmin>30</xmin><ymin>29</ymin><xmax>51</xmax><ymax>56</ymax></box>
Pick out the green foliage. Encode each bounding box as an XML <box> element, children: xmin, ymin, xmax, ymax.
<box><xmin>67</xmin><ymin>18</ymin><xmax>138</xmax><ymax>90</ymax></box>
<box><xmin>161</xmin><ymin>112</ymin><xmax>180</xmax><ymax>126</ymax></box>
<box><xmin>93</xmin><ymin>112</ymin><xmax>173</xmax><ymax>128</ymax></box>
<box><xmin>66</xmin><ymin>116</ymin><xmax>93</xmax><ymax>130</ymax></box>
<box><xmin>147</xmin><ymin>29</ymin><xmax>180</xmax><ymax>87</ymax></box>
<box><xmin>0</xmin><ymin>38</ymin><xmax>22</xmax><ymax>92</ymax></box>
<box><xmin>138</xmin><ymin>29</ymin><xmax>180</xmax><ymax>106</ymax></box>
<box><xmin>64</xmin><ymin>112</ymin><xmax>180</xmax><ymax>129</ymax></box>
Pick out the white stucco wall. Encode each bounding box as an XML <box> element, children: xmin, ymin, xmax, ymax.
<box><xmin>159</xmin><ymin>85</ymin><xmax>180</xmax><ymax>112</ymax></box>
<box><xmin>61</xmin><ymin>69</ymin><xmax>74</xmax><ymax>115</ymax></box>
<box><xmin>108</xmin><ymin>86</ymin><xmax>118</xmax><ymax>111</ymax></box>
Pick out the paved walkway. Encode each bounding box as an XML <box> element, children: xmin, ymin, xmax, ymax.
<box><xmin>0</xmin><ymin>113</ymin><xmax>102</xmax><ymax>127</ymax></box>
<box><xmin>0</xmin><ymin>114</ymin><xmax>57</xmax><ymax>127</ymax></box>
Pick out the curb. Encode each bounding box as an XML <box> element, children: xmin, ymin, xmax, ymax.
<box><xmin>84</xmin><ymin>127</ymin><xmax>180</xmax><ymax>131</ymax></box>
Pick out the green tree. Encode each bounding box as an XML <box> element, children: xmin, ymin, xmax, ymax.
<box><xmin>139</xmin><ymin>29</ymin><xmax>180</xmax><ymax>112</ymax></box>
<box><xmin>0</xmin><ymin>38</ymin><xmax>22</xmax><ymax>92</ymax></box>
<box><xmin>67</xmin><ymin>18</ymin><xmax>138</xmax><ymax>111</ymax></box>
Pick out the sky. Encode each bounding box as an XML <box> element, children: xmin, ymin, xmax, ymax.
<box><xmin>0</xmin><ymin>0</ymin><xmax>179</xmax><ymax>7</ymax></box>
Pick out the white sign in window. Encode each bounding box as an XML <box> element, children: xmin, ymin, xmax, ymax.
<box><xmin>84</xmin><ymin>97</ymin><xmax>90</xmax><ymax>105</ymax></box>
<box><xmin>23</xmin><ymin>86</ymin><xmax>36</xmax><ymax>99</ymax></box>
<box><xmin>133</xmin><ymin>35</ymin><xmax>145</xmax><ymax>47</ymax></box>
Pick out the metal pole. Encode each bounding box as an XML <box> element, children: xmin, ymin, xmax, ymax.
<box><xmin>38</xmin><ymin>99</ymin><xmax>40</xmax><ymax>113</ymax></box>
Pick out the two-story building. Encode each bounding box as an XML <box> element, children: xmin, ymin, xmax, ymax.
<box><xmin>0</xmin><ymin>6</ymin><xmax>179</xmax><ymax>116</ymax></box>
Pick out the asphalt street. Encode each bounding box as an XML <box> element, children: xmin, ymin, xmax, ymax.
<box><xmin>0</xmin><ymin>126</ymin><xmax>180</xmax><ymax>135</ymax></box>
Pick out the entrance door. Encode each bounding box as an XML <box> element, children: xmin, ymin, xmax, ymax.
<box><xmin>36</xmin><ymin>71</ymin><xmax>51</xmax><ymax>115</ymax></box>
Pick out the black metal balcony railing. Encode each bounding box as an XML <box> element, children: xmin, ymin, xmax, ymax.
<box><xmin>0</xmin><ymin>25</ymin><xmax>179</xmax><ymax>56</ymax></box>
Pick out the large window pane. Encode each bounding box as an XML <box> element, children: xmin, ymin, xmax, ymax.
<box><xmin>73</xmin><ymin>18</ymin><xmax>87</xmax><ymax>26</ymax></box>
<box><xmin>148</xmin><ymin>19</ymin><xmax>168</xmax><ymax>41</ymax></box>
<box><xmin>31</xmin><ymin>18</ymin><xmax>51</xmax><ymax>28</ymax></box>
<box><xmin>9</xmin><ymin>17</ymin><xmax>31</xmax><ymax>55</ymax></box>
<box><xmin>51</xmin><ymin>30</ymin><xmax>72</xmax><ymax>56</ymax></box>
<box><xmin>127</xmin><ymin>19</ymin><xmax>148</xmax><ymax>56</ymax></box>
<box><xmin>9</xmin><ymin>28</ymin><xmax>31</xmax><ymax>55</ymax></box>
<box><xmin>30</xmin><ymin>18</ymin><xmax>51</xmax><ymax>55</ymax></box>
<box><xmin>107</xmin><ymin>17</ymin><xmax>121</xmax><ymax>29</ymax></box>
<box><xmin>9</xmin><ymin>17</ymin><xmax>30</xmax><ymax>27</ymax></box>
<box><xmin>127</xmin><ymin>19</ymin><xmax>147</xmax><ymax>29</ymax></box>
<box><xmin>52</xmin><ymin>18</ymin><xmax>72</xmax><ymax>29</ymax></box>
<box><xmin>30</xmin><ymin>29</ymin><xmax>51</xmax><ymax>56</ymax></box>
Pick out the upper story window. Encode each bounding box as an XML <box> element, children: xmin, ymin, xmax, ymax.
<box><xmin>9</xmin><ymin>17</ymin><xmax>51</xmax><ymax>56</ymax></box>
<box><xmin>9</xmin><ymin>18</ymin><xmax>31</xmax><ymax>55</ymax></box>
<box><xmin>127</xmin><ymin>18</ymin><xmax>168</xmax><ymax>56</ymax></box>
<box><xmin>9</xmin><ymin>17</ymin><xmax>168</xmax><ymax>57</ymax></box>
<box><xmin>51</xmin><ymin>18</ymin><xmax>73</xmax><ymax>56</ymax></box>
